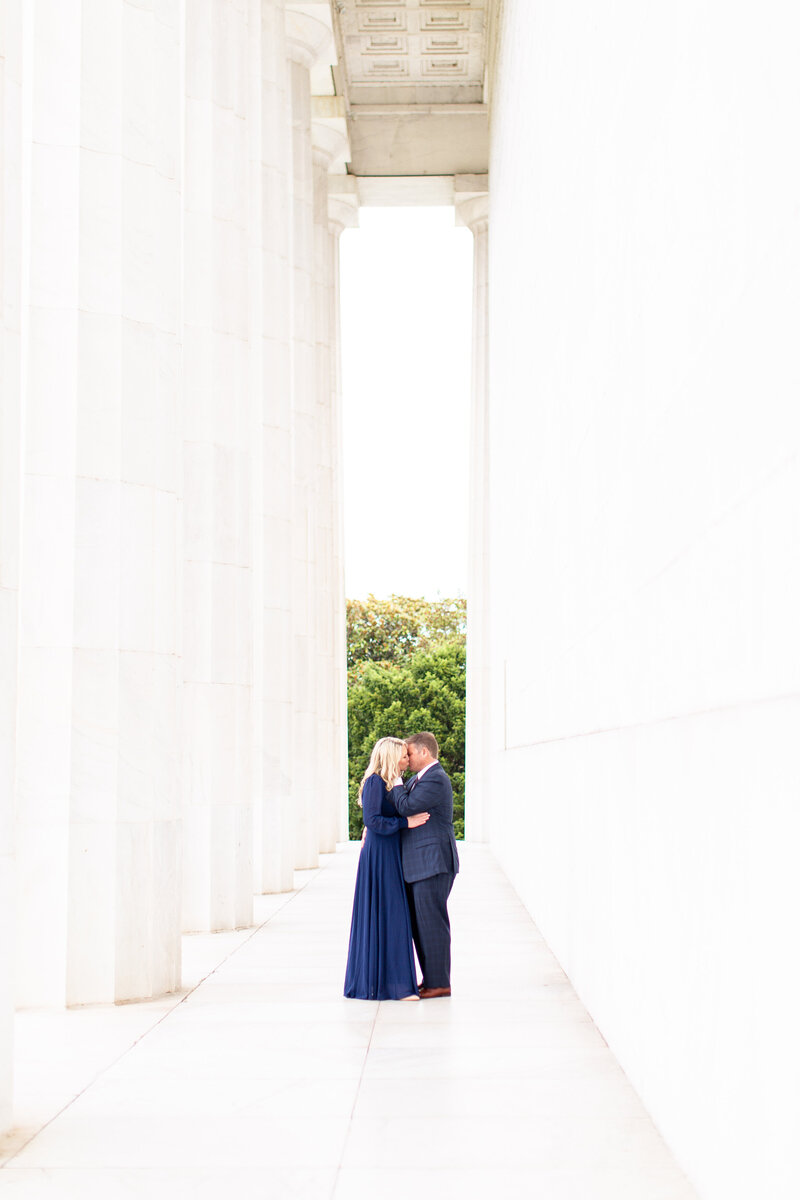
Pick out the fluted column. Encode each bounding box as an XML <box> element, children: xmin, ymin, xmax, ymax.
<box><xmin>0</xmin><ymin>0</ymin><xmax>22</xmax><ymax>1128</ymax></box>
<box><xmin>327</xmin><ymin>181</ymin><xmax>359</xmax><ymax>848</ymax></box>
<box><xmin>455</xmin><ymin>180</ymin><xmax>490</xmax><ymax>843</ymax></box>
<box><xmin>251</xmin><ymin>0</ymin><xmax>295</xmax><ymax>894</ymax></box>
<box><xmin>181</xmin><ymin>0</ymin><xmax>253</xmax><ymax>932</ymax></box>
<box><xmin>285</xmin><ymin>6</ymin><xmax>334</xmax><ymax>869</ymax></box>
<box><xmin>14</xmin><ymin>0</ymin><xmax>183</xmax><ymax>1006</ymax></box>
<box><xmin>311</xmin><ymin>124</ymin><xmax>348</xmax><ymax>854</ymax></box>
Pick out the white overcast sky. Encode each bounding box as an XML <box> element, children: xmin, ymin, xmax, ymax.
<box><xmin>340</xmin><ymin>207</ymin><xmax>473</xmax><ymax>601</ymax></box>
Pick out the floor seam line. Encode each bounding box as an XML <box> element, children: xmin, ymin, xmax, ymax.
<box><xmin>0</xmin><ymin>863</ymin><xmax>330</xmax><ymax>1170</ymax></box>
<box><xmin>330</xmin><ymin>998</ymin><xmax>381</xmax><ymax>1198</ymax></box>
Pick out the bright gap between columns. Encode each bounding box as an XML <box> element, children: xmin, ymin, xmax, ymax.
<box><xmin>340</xmin><ymin>207</ymin><xmax>473</xmax><ymax>602</ymax></box>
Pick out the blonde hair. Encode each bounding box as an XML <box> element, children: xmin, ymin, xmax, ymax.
<box><xmin>357</xmin><ymin>737</ymin><xmax>406</xmax><ymax>805</ymax></box>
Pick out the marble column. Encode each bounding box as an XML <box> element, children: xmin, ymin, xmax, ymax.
<box><xmin>0</xmin><ymin>0</ymin><xmax>22</xmax><ymax>1129</ymax></box>
<box><xmin>311</xmin><ymin>124</ymin><xmax>348</xmax><ymax>854</ymax></box>
<box><xmin>181</xmin><ymin>0</ymin><xmax>253</xmax><ymax>932</ymax></box>
<box><xmin>455</xmin><ymin>180</ymin><xmax>491</xmax><ymax>843</ymax></box>
<box><xmin>250</xmin><ymin>0</ymin><xmax>295</xmax><ymax>894</ymax></box>
<box><xmin>285</xmin><ymin>7</ymin><xmax>333</xmax><ymax>869</ymax></box>
<box><xmin>14</xmin><ymin>0</ymin><xmax>183</xmax><ymax>1006</ymax></box>
<box><xmin>327</xmin><ymin>181</ymin><xmax>360</xmax><ymax>848</ymax></box>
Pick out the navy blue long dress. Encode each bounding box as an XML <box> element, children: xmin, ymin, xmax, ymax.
<box><xmin>343</xmin><ymin>773</ymin><xmax>418</xmax><ymax>1000</ymax></box>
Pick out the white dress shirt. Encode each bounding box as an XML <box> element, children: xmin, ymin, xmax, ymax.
<box><xmin>393</xmin><ymin>759</ymin><xmax>439</xmax><ymax>789</ymax></box>
<box><xmin>415</xmin><ymin>759</ymin><xmax>438</xmax><ymax>782</ymax></box>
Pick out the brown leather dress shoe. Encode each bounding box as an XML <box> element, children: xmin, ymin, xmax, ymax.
<box><xmin>419</xmin><ymin>986</ymin><xmax>451</xmax><ymax>999</ymax></box>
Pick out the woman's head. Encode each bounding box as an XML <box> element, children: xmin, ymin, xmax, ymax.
<box><xmin>358</xmin><ymin>736</ymin><xmax>408</xmax><ymax>802</ymax></box>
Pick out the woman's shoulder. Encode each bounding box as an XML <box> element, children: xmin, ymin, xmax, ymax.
<box><xmin>364</xmin><ymin>772</ymin><xmax>386</xmax><ymax>792</ymax></box>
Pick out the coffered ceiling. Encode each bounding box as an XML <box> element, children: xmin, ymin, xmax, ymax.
<box><xmin>330</xmin><ymin>1</ymin><xmax>492</xmax><ymax>178</ymax></box>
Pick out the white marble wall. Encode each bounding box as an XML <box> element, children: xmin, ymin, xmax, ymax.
<box><xmin>487</xmin><ymin>3</ymin><xmax>800</xmax><ymax>1199</ymax></box>
<box><xmin>14</xmin><ymin>0</ymin><xmax>183</xmax><ymax>1007</ymax></box>
<box><xmin>181</xmin><ymin>0</ymin><xmax>253</xmax><ymax>934</ymax></box>
<box><xmin>0</xmin><ymin>0</ymin><xmax>22</xmax><ymax>1133</ymax></box>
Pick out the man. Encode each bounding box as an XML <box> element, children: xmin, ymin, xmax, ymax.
<box><xmin>392</xmin><ymin>731</ymin><xmax>459</xmax><ymax>998</ymax></box>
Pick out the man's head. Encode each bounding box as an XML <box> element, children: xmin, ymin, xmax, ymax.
<box><xmin>405</xmin><ymin>731</ymin><xmax>439</xmax><ymax>773</ymax></box>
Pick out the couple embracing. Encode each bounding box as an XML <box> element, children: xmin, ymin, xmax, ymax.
<box><xmin>344</xmin><ymin>732</ymin><xmax>460</xmax><ymax>1002</ymax></box>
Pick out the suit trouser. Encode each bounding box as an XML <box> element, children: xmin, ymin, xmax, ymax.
<box><xmin>406</xmin><ymin>872</ymin><xmax>456</xmax><ymax>989</ymax></box>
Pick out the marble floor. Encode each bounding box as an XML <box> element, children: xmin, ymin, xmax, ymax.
<box><xmin>0</xmin><ymin>844</ymin><xmax>700</xmax><ymax>1199</ymax></box>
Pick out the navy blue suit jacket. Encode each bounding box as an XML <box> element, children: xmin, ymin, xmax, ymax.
<box><xmin>392</xmin><ymin>762</ymin><xmax>460</xmax><ymax>884</ymax></box>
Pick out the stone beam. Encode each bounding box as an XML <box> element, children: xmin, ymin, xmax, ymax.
<box><xmin>347</xmin><ymin>106</ymin><xmax>489</xmax><ymax>177</ymax></box>
<box><xmin>356</xmin><ymin>176</ymin><xmax>455</xmax><ymax>206</ymax></box>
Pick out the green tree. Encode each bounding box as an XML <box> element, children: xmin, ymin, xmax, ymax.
<box><xmin>346</xmin><ymin>594</ymin><xmax>466</xmax><ymax>668</ymax></box>
<box><xmin>347</xmin><ymin>597</ymin><xmax>466</xmax><ymax>840</ymax></box>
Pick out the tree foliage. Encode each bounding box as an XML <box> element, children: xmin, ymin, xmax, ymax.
<box><xmin>347</xmin><ymin>595</ymin><xmax>466</xmax><ymax>841</ymax></box>
<box><xmin>346</xmin><ymin>594</ymin><xmax>466</xmax><ymax>668</ymax></box>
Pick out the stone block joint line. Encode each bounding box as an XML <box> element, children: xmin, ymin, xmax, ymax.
<box><xmin>329</xmin><ymin>999</ymin><xmax>382</xmax><ymax>1199</ymax></box>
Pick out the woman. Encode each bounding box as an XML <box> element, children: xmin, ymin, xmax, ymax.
<box><xmin>344</xmin><ymin>737</ymin><xmax>430</xmax><ymax>1001</ymax></box>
